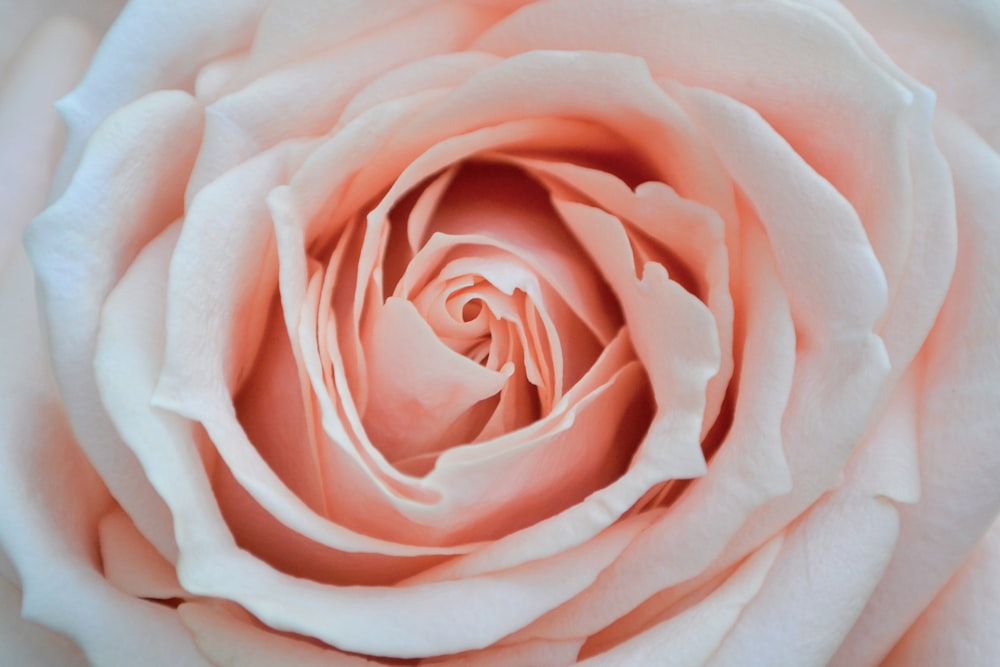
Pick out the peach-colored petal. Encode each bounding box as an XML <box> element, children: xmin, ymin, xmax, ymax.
<box><xmin>226</xmin><ymin>0</ymin><xmax>457</xmax><ymax>89</ymax></box>
<box><xmin>881</xmin><ymin>516</ymin><xmax>1000</xmax><ymax>667</ymax></box>
<box><xmin>340</xmin><ymin>52</ymin><xmax>501</xmax><ymax>126</ymax></box>
<box><xmin>555</xmin><ymin>200</ymin><xmax>716</xmax><ymax>478</ymax></box>
<box><xmin>0</xmin><ymin>247</ymin><xmax>209</xmax><ymax>667</ymax></box>
<box><xmin>830</xmin><ymin>111</ymin><xmax>1000</xmax><ymax>667</ymax></box>
<box><xmin>507</xmin><ymin>218</ymin><xmax>794</xmax><ymax>640</ymax></box>
<box><xmin>509</xmin><ymin>156</ymin><xmax>732</xmax><ymax>436</ymax></box>
<box><xmin>705</xmin><ymin>488</ymin><xmax>900</xmax><ymax>666</ymax></box>
<box><xmin>422</xmin><ymin>637</ymin><xmax>584</xmax><ymax>667</ymax></box>
<box><xmin>234</xmin><ymin>298</ymin><xmax>328</xmax><ymax>516</ymax></box>
<box><xmin>178</xmin><ymin>602</ymin><xmax>387</xmax><ymax>667</ymax></box>
<box><xmin>186</xmin><ymin>3</ymin><xmax>498</xmax><ymax>204</ymax></box>
<box><xmin>579</xmin><ymin>534</ymin><xmax>783</xmax><ymax>666</ymax></box>
<box><xmin>51</xmin><ymin>0</ymin><xmax>268</xmax><ymax>195</ymax></box>
<box><xmin>100</xmin><ymin>219</ymin><xmax>459</xmax><ymax>564</ymax></box>
<box><xmin>362</xmin><ymin>296</ymin><xmax>511</xmax><ymax>462</ymax></box>
<box><xmin>98</xmin><ymin>508</ymin><xmax>185</xmax><ymax>601</ymax></box>
<box><xmin>0</xmin><ymin>17</ymin><xmax>94</xmax><ymax>267</ymax></box>
<box><xmin>25</xmin><ymin>89</ymin><xmax>204</xmax><ymax>562</ymax></box>
<box><xmin>97</xmin><ymin>215</ymin><xmax>672</xmax><ymax>658</ymax></box>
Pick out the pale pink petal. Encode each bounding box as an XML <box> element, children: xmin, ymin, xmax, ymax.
<box><xmin>25</xmin><ymin>89</ymin><xmax>204</xmax><ymax>562</ymax></box>
<box><xmin>797</xmin><ymin>0</ymin><xmax>959</xmax><ymax>390</ymax></box>
<box><xmin>178</xmin><ymin>602</ymin><xmax>387</xmax><ymax>667</ymax></box>
<box><xmin>882</xmin><ymin>516</ymin><xmax>1000</xmax><ymax>666</ymax></box>
<box><xmin>0</xmin><ymin>564</ymin><xmax>89</xmax><ymax>667</ymax></box>
<box><xmin>0</xmin><ymin>247</ymin><xmax>208</xmax><ymax>667</ymax></box>
<box><xmin>671</xmin><ymin>86</ymin><xmax>892</xmax><ymax>557</ymax></box>
<box><xmin>507</xmin><ymin>218</ymin><xmax>793</xmax><ymax>640</ymax></box>
<box><xmin>0</xmin><ymin>0</ymin><xmax>120</xmax><ymax>77</ymax></box>
<box><xmin>0</xmin><ymin>17</ymin><xmax>94</xmax><ymax>266</ymax></box>
<box><xmin>340</xmin><ymin>52</ymin><xmax>501</xmax><ymax>126</ymax></box>
<box><xmin>839</xmin><ymin>0</ymin><xmax>1000</xmax><ymax>150</ymax></box>
<box><xmin>830</xmin><ymin>111</ymin><xmax>1000</xmax><ymax>667</ymax></box>
<box><xmin>705</xmin><ymin>488</ymin><xmax>900</xmax><ymax>667</ymax></box>
<box><xmin>96</xmin><ymin>214</ymin><xmax>668</xmax><ymax>658</ymax></box>
<box><xmin>578</xmin><ymin>535</ymin><xmax>783</xmax><ymax>666</ymax></box>
<box><xmin>226</xmin><ymin>0</ymin><xmax>458</xmax><ymax>88</ymax></box>
<box><xmin>51</xmin><ymin>0</ymin><xmax>268</xmax><ymax>195</ymax></box>
<box><xmin>186</xmin><ymin>3</ymin><xmax>498</xmax><ymax>203</ymax></box>
<box><xmin>842</xmin><ymin>365</ymin><xmax>922</xmax><ymax>505</ymax></box>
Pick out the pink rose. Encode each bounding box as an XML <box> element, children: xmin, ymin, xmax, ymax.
<box><xmin>2</xmin><ymin>1</ymin><xmax>998</xmax><ymax>665</ymax></box>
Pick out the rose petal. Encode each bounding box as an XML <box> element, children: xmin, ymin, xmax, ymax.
<box><xmin>0</xmin><ymin>16</ymin><xmax>94</xmax><ymax>266</ymax></box>
<box><xmin>0</xmin><ymin>567</ymin><xmax>89</xmax><ymax>667</ymax></box>
<box><xmin>340</xmin><ymin>52</ymin><xmax>501</xmax><ymax>126</ymax></box>
<box><xmin>362</xmin><ymin>296</ymin><xmax>511</xmax><ymax>461</ymax></box>
<box><xmin>704</xmin><ymin>488</ymin><xmax>900</xmax><ymax>666</ymax></box>
<box><xmin>177</xmin><ymin>602</ymin><xmax>385</xmax><ymax>667</ymax></box>
<box><xmin>881</xmin><ymin>516</ymin><xmax>1000</xmax><ymax>666</ymax></box>
<box><xmin>51</xmin><ymin>0</ymin><xmax>268</xmax><ymax>195</ymax></box>
<box><xmin>226</xmin><ymin>0</ymin><xmax>455</xmax><ymax>88</ymax></box>
<box><xmin>423</xmin><ymin>637</ymin><xmax>584</xmax><ymax>667</ymax></box>
<box><xmin>507</xmin><ymin>217</ymin><xmax>793</xmax><ymax>639</ymax></box>
<box><xmin>578</xmin><ymin>534</ymin><xmax>783</xmax><ymax>666</ymax></box>
<box><xmin>25</xmin><ymin>88</ymin><xmax>204</xmax><ymax>562</ymax></box>
<box><xmin>98</xmin><ymin>508</ymin><xmax>185</xmax><ymax>601</ymax></box>
<box><xmin>97</xmin><ymin>216</ymin><xmax>669</xmax><ymax>658</ymax></box>
<box><xmin>830</xmin><ymin>111</ymin><xmax>1000</xmax><ymax>667</ymax></box>
<box><xmin>839</xmin><ymin>0</ymin><xmax>1000</xmax><ymax>150</ymax></box>
<box><xmin>0</xmin><ymin>247</ymin><xmax>208</xmax><ymax>667</ymax></box>
<box><xmin>186</xmin><ymin>3</ymin><xmax>498</xmax><ymax>204</ymax></box>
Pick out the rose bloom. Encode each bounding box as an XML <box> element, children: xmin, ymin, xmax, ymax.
<box><xmin>1</xmin><ymin>0</ymin><xmax>999</xmax><ymax>665</ymax></box>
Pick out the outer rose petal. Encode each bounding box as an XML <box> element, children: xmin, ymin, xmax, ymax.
<box><xmin>831</xmin><ymin>111</ymin><xmax>1000</xmax><ymax>667</ymax></box>
<box><xmin>882</xmin><ymin>516</ymin><xmax>1000</xmax><ymax>666</ymax></box>
<box><xmin>51</xmin><ymin>0</ymin><xmax>269</xmax><ymax>195</ymax></box>
<box><xmin>0</xmin><ymin>565</ymin><xmax>87</xmax><ymax>667</ymax></box>
<box><xmin>839</xmin><ymin>0</ymin><xmax>1000</xmax><ymax>150</ymax></box>
<box><xmin>0</xmin><ymin>16</ymin><xmax>93</xmax><ymax>265</ymax></box>
<box><xmin>0</xmin><ymin>249</ymin><xmax>210</xmax><ymax>667</ymax></box>
<box><xmin>26</xmin><ymin>88</ymin><xmax>205</xmax><ymax>562</ymax></box>
<box><xmin>0</xmin><ymin>0</ymin><xmax>122</xmax><ymax>76</ymax></box>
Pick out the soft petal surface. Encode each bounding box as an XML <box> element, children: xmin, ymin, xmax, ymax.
<box><xmin>882</xmin><ymin>515</ymin><xmax>1000</xmax><ymax>666</ymax></box>
<box><xmin>831</xmin><ymin>110</ymin><xmax>1000</xmax><ymax>667</ymax></box>
<box><xmin>0</xmin><ymin>247</ymin><xmax>209</xmax><ymax>667</ymax></box>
